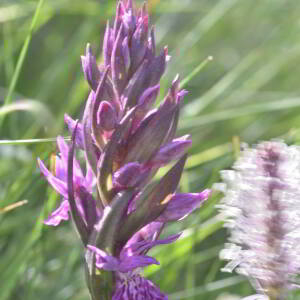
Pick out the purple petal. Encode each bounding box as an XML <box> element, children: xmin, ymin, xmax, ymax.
<box><xmin>64</xmin><ymin>114</ymin><xmax>84</xmax><ymax>149</ymax></box>
<box><xmin>124</xmin><ymin>102</ymin><xmax>178</xmax><ymax>164</ymax></box>
<box><xmin>55</xmin><ymin>156</ymin><xmax>66</xmax><ymax>181</ymax></box>
<box><xmin>157</xmin><ymin>189</ymin><xmax>211</xmax><ymax>222</ymax></box>
<box><xmin>149</xmin><ymin>135</ymin><xmax>192</xmax><ymax>166</ymax></box>
<box><xmin>56</xmin><ymin>136</ymin><xmax>84</xmax><ymax>182</ymax></box>
<box><xmin>55</xmin><ymin>136</ymin><xmax>68</xmax><ymax>170</ymax></box>
<box><xmin>122</xmin><ymin>9</ymin><xmax>136</xmax><ymax>36</ymax></box>
<box><xmin>85</xmin><ymin>163</ymin><xmax>95</xmax><ymax>189</ymax></box>
<box><xmin>82</xmin><ymin>91</ymin><xmax>99</xmax><ymax>175</ymax></box>
<box><xmin>130</xmin><ymin>15</ymin><xmax>148</xmax><ymax>73</ymax></box>
<box><xmin>124</xmin><ymin>49</ymin><xmax>166</xmax><ymax>109</ymax></box>
<box><xmin>103</xmin><ymin>21</ymin><xmax>113</xmax><ymax>67</ymax></box>
<box><xmin>113</xmin><ymin>274</ymin><xmax>168</xmax><ymax>300</ymax></box>
<box><xmin>177</xmin><ymin>89</ymin><xmax>188</xmax><ymax>102</ymax></box>
<box><xmin>137</xmin><ymin>84</ymin><xmax>160</xmax><ymax>111</ymax></box>
<box><xmin>38</xmin><ymin>158</ymin><xmax>68</xmax><ymax>198</ymax></box>
<box><xmin>139</xmin><ymin>222</ymin><xmax>164</xmax><ymax>241</ymax></box>
<box><xmin>44</xmin><ymin>200</ymin><xmax>70</xmax><ymax>226</ymax></box>
<box><xmin>121</xmin><ymin>36</ymin><xmax>131</xmax><ymax>72</ymax></box>
<box><xmin>97</xmin><ymin>101</ymin><xmax>117</xmax><ymax>131</ymax></box>
<box><xmin>87</xmin><ymin>245</ymin><xmax>119</xmax><ymax>271</ymax></box>
<box><xmin>242</xmin><ymin>296</ymin><xmax>269</xmax><ymax>300</ymax></box>
<box><xmin>81</xmin><ymin>43</ymin><xmax>101</xmax><ymax>90</ymax></box>
<box><xmin>118</xmin><ymin>255</ymin><xmax>159</xmax><ymax>273</ymax></box>
<box><xmin>119</xmin><ymin>155</ymin><xmax>187</xmax><ymax>244</ymax></box>
<box><xmin>111</xmin><ymin>24</ymin><xmax>127</xmax><ymax>96</ymax></box>
<box><xmin>123</xmin><ymin>233</ymin><xmax>181</xmax><ymax>257</ymax></box>
<box><xmin>126</xmin><ymin>221</ymin><xmax>164</xmax><ymax>246</ymax></box>
<box><xmin>164</xmin><ymin>74</ymin><xmax>188</xmax><ymax>105</ymax></box>
<box><xmin>113</xmin><ymin>162</ymin><xmax>143</xmax><ymax>188</ymax></box>
<box><xmin>113</xmin><ymin>1</ymin><xmax>125</xmax><ymax>40</ymax></box>
<box><xmin>92</xmin><ymin>66</ymin><xmax>111</xmax><ymax>150</ymax></box>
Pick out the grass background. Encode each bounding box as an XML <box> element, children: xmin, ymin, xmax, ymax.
<box><xmin>1</xmin><ymin>0</ymin><xmax>300</xmax><ymax>299</ymax></box>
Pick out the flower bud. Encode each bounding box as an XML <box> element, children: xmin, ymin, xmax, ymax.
<box><xmin>81</xmin><ymin>43</ymin><xmax>100</xmax><ymax>91</ymax></box>
<box><xmin>97</xmin><ymin>101</ymin><xmax>117</xmax><ymax>131</ymax></box>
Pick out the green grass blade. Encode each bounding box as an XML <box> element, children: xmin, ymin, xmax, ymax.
<box><xmin>0</xmin><ymin>0</ymin><xmax>45</xmax><ymax>129</ymax></box>
<box><xmin>179</xmin><ymin>56</ymin><xmax>213</xmax><ymax>89</ymax></box>
<box><xmin>169</xmin><ymin>276</ymin><xmax>245</xmax><ymax>300</ymax></box>
<box><xmin>181</xmin><ymin>97</ymin><xmax>300</xmax><ymax>129</ymax></box>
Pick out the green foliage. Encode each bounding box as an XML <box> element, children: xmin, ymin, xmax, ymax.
<box><xmin>1</xmin><ymin>0</ymin><xmax>300</xmax><ymax>299</ymax></box>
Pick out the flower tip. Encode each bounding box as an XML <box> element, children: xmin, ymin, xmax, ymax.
<box><xmin>163</xmin><ymin>46</ymin><xmax>169</xmax><ymax>61</ymax></box>
<box><xmin>64</xmin><ymin>113</ymin><xmax>71</xmax><ymax>124</ymax></box>
<box><xmin>169</xmin><ymin>233</ymin><xmax>182</xmax><ymax>242</ymax></box>
<box><xmin>201</xmin><ymin>189</ymin><xmax>212</xmax><ymax>200</ymax></box>
<box><xmin>83</xmin><ymin>43</ymin><xmax>94</xmax><ymax>61</ymax></box>
<box><xmin>116</xmin><ymin>1</ymin><xmax>125</xmax><ymax>16</ymax></box>
<box><xmin>171</xmin><ymin>75</ymin><xmax>180</xmax><ymax>93</ymax></box>
<box><xmin>44</xmin><ymin>218</ymin><xmax>57</xmax><ymax>226</ymax></box>
<box><xmin>179</xmin><ymin>134</ymin><xmax>191</xmax><ymax>141</ymax></box>
<box><xmin>173</xmin><ymin>74</ymin><xmax>180</xmax><ymax>84</ymax></box>
<box><xmin>177</xmin><ymin>89</ymin><xmax>189</xmax><ymax>103</ymax></box>
<box><xmin>126</xmin><ymin>0</ymin><xmax>133</xmax><ymax>10</ymax></box>
<box><xmin>44</xmin><ymin>216</ymin><xmax>63</xmax><ymax>227</ymax></box>
<box><xmin>37</xmin><ymin>157</ymin><xmax>47</xmax><ymax>173</ymax></box>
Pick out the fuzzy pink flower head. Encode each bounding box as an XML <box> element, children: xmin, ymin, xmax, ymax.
<box><xmin>218</xmin><ymin>141</ymin><xmax>300</xmax><ymax>299</ymax></box>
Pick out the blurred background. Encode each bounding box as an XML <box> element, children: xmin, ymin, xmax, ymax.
<box><xmin>1</xmin><ymin>0</ymin><xmax>300</xmax><ymax>299</ymax></box>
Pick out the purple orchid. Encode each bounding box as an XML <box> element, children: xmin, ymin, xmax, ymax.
<box><xmin>87</xmin><ymin>224</ymin><xmax>179</xmax><ymax>300</ymax></box>
<box><xmin>38</xmin><ymin>1</ymin><xmax>210</xmax><ymax>299</ymax></box>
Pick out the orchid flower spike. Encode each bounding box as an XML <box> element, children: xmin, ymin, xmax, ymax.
<box><xmin>38</xmin><ymin>1</ymin><xmax>210</xmax><ymax>299</ymax></box>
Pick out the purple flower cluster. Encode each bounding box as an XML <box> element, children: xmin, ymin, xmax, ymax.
<box><xmin>38</xmin><ymin>1</ymin><xmax>210</xmax><ymax>299</ymax></box>
<box><xmin>218</xmin><ymin>141</ymin><xmax>300</xmax><ymax>300</ymax></box>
